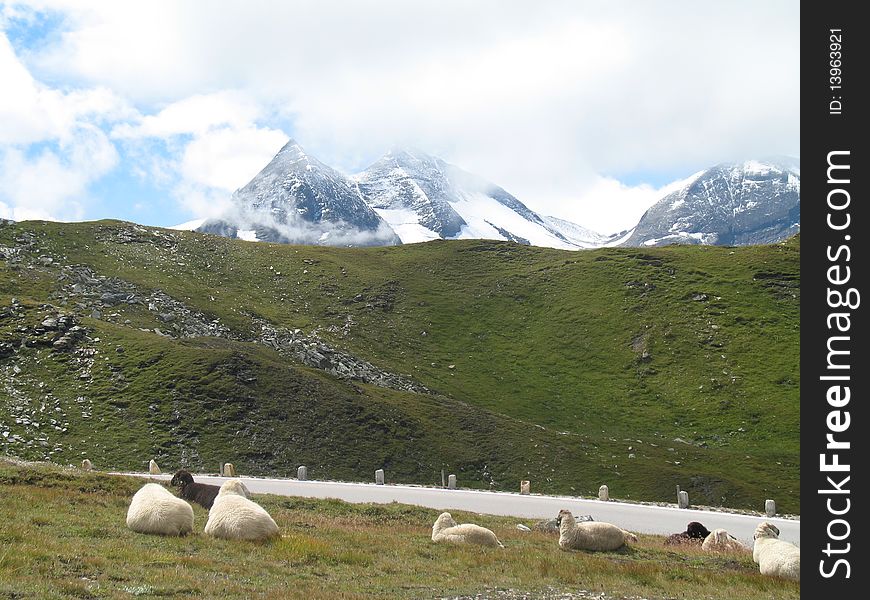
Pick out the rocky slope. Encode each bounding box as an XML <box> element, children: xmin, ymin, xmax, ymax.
<box><xmin>0</xmin><ymin>219</ymin><xmax>800</xmax><ymax>511</ymax></box>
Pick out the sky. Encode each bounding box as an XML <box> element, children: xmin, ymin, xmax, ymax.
<box><xmin>0</xmin><ymin>1</ymin><xmax>799</xmax><ymax>235</ymax></box>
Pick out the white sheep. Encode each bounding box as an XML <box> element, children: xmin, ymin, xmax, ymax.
<box><xmin>203</xmin><ymin>480</ymin><xmax>279</xmax><ymax>541</ymax></box>
<box><xmin>81</xmin><ymin>459</ymin><xmax>92</xmax><ymax>471</ymax></box>
<box><xmin>431</xmin><ymin>512</ymin><xmax>504</xmax><ymax>548</ymax></box>
<box><xmin>149</xmin><ymin>459</ymin><xmax>161</xmax><ymax>474</ymax></box>
<box><xmin>702</xmin><ymin>528</ymin><xmax>749</xmax><ymax>553</ymax></box>
<box><xmin>126</xmin><ymin>483</ymin><xmax>194</xmax><ymax>536</ymax></box>
<box><xmin>222</xmin><ymin>462</ymin><xmax>236</xmax><ymax>477</ymax></box>
<box><xmin>753</xmin><ymin>522</ymin><xmax>800</xmax><ymax>581</ymax></box>
<box><xmin>556</xmin><ymin>509</ymin><xmax>636</xmax><ymax>552</ymax></box>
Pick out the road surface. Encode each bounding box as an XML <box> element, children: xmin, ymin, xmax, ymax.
<box><xmin>135</xmin><ymin>473</ymin><xmax>799</xmax><ymax>547</ymax></box>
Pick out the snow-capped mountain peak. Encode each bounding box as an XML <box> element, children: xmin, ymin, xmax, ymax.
<box><xmin>196</xmin><ymin>140</ymin><xmax>400</xmax><ymax>246</ymax></box>
<box><xmin>621</xmin><ymin>158</ymin><xmax>800</xmax><ymax>247</ymax></box>
<box><xmin>355</xmin><ymin>150</ymin><xmax>609</xmax><ymax>248</ymax></box>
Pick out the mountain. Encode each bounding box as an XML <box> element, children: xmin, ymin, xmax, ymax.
<box><xmin>355</xmin><ymin>149</ymin><xmax>612</xmax><ymax>249</ymax></box>
<box><xmin>186</xmin><ymin>146</ymin><xmax>800</xmax><ymax>250</ymax></box>
<box><xmin>197</xmin><ymin>140</ymin><xmax>400</xmax><ymax>246</ymax></box>
<box><xmin>621</xmin><ymin>159</ymin><xmax>800</xmax><ymax>247</ymax></box>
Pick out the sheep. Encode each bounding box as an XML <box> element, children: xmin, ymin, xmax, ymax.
<box><xmin>702</xmin><ymin>528</ymin><xmax>749</xmax><ymax>553</ymax></box>
<box><xmin>80</xmin><ymin>459</ymin><xmax>92</xmax><ymax>471</ymax></box>
<box><xmin>203</xmin><ymin>480</ymin><xmax>279</xmax><ymax>541</ymax></box>
<box><xmin>170</xmin><ymin>469</ymin><xmax>221</xmax><ymax>510</ymax></box>
<box><xmin>148</xmin><ymin>459</ymin><xmax>161</xmax><ymax>474</ymax></box>
<box><xmin>556</xmin><ymin>509</ymin><xmax>636</xmax><ymax>552</ymax></box>
<box><xmin>664</xmin><ymin>521</ymin><xmax>711</xmax><ymax>546</ymax></box>
<box><xmin>431</xmin><ymin>512</ymin><xmax>504</xmax><ymax>548</ymax></box>
<box><xmin>431</xmin><ymin>512</ymin><xmax>503</xmax><ymax>548</ymax></box>
<box><xmin>126</xmin><ymin>483</ymin><xmax>194</xmax><ymax>536</ymax></box>
<box><xmin>753</xmin><ymin>522</ymin><xmax>800</xmax><ymax>581</ymax></box>
<box><xmin>222</xmin><ymin>463</ymin><xmax>236</xmax><ymax>477</ymax></box>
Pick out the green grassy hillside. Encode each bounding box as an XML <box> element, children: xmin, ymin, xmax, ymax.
<box><xmin>0</xmin><ymin>220</ymin><xmax>799</xmax><ymax>511</ymax></box>
<box><xmin>0</xmin><ymin>459</ymin><xmax>799</xmax><ymax>599</ymax></box>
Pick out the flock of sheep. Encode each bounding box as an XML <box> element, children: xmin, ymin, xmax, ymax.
<box><xmin>432</xmin><ymin>510</ymin><xmax>798</xmax><ymax>581</ymax></box>
<box><xmin>126</xmin><ymin>470</ymin><xmax>279</xmax><ymax>541</ymax></box>
<box><xmin>124</xmin><ymin>471</ymin><xmax>799</xmax><ymax>582</ymax></box>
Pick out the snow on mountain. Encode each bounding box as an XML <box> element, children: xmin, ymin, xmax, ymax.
<box><xmin>355</xmin><ymin>149</ymin><xmax>605</xmax><ymax>249</ymax></box>
<box><xmin>620</xmin><ymin>159</ymin><xmax>800</xmax><ymax>247</ymax></box>
<box><xmin>197</xmin><ymin>140</ymin><xmax>400</xmax><ymax>247</ymax></box>
<box><xmin>169</xmin><ymin>218</ymin><xmax>206</xmax><ymax>231</ymax></box>
<box><xmin>183</xmin><ymin>143</ymin><xmax>799</xmax><ymax>251</ymax></box>
<box><xmin>539</xmin><ymin>215</ymin><xmax>617</xmax><ymax>248</ymax></box>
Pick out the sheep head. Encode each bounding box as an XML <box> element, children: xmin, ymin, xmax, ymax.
<box><xmin>170</xmin><ymin>470</ymin><xmax>194</xmax><ymax>487</ymax></box>
<box><xmin>754</xmin><ymin>521</ymin><xmax>781</xmax><ymax>540</ymax></box>
<box><xmin>686</xmin><ymin>521</ymin><xmax>711</xmax><ymax>539</ymax></box>
<box><xmin>555</xmin><ymin>509</ymin><xmax>575</xmax><ymax>528</ymax></box>
<box><xmin>432</xmin><ymin>512</ymin><xmax>457</xmax><ymax>534</ymax></box>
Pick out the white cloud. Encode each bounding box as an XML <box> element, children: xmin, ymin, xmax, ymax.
<box><xmin>170</xmin><ymin>181</ymin><xmax>234</xmax><ymax>220</ymax></box>
<box><xmin>3</xmin><ymin>1</ymin><xmax>798</xmax><ymax>231</ymax></box>
<box><xmin>179</xmin><ymin>125</ymin><xmax>288</xmax><ymax>192</ymax></box>
<box><xmin>539</xmin><ymin>178</ymin><xmax>663</xmax><ymax>235</ymax></box>
<box><xmin>1</xmin><ymin>32</ymin><xmax>133</xmax><ymax>145</ymax></box>
<box><xmin>3</xmin><ymin>25</ymin><xmax>286</xmax><ymax>221</ymax></box>
<box><xmin>0</xmin><ymin>29</ymin><xmax>128</xmax><ymax>220</ymax></box>
<box><xmin>111</xmin><ymin>90</ymin><xmax>263</xmax><ymax>139</ymax></box>
<box><xmin>110</xmin><ymin>91</ymin><xmax>289</xmax><ymax>214</ymax></box>
<box><xmin>0</xmin><ymin>124</ymin><xmax>118</xmax><ymax>221</ymax></box>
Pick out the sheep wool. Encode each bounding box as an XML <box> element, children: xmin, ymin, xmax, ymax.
<box><xmin>203</xmin><ymin>481</ymin><xmax>279</xmax><ymax>541</ymax></box>
<box><xmin>126</xmin><ymin>483</ymin><xmax>194</xmax><ymax>536</ymax></box>
<box><xmin>753</xmin><ymin>522</ymin><xmax>800</xmax><ymax>581</ymax></box>
<box><xmin>218</xmin><ymin>478</ymin><xmax>251</xmax><ymax>499</ymax></box>
<box><xmin>556</xmin><ymin>509</ymin><xmax>636</xmax><ymax>552</ymax></box>
<box><xmin>702</xmin><ymin>528</ymin><xmax>749</xmax><ymax>553</ymax></box>
<box><xmin>431</xmin><ymin>512</ymin><xmax>504</xmax><ymax>548</ymax></box>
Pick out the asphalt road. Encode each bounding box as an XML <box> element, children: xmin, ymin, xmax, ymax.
<box><xmin>136</xmin><ymin>473</ymin><xmax>799</xmax><ymax>547</ymax></box>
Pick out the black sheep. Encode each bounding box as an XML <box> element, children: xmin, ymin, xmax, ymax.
<box><xmin>664</xmin><ymin>521</ymin><xmax>712</xmax><ymax>545</ymax></box>
<box><xmin>170</xmin><ymin>469</ymin><xmax>221</xmax><ymax>510</ymax></box>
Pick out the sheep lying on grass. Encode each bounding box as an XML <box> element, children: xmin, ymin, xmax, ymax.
<box><xmin>556</xmin><ymin>509</ymin><xmax>636</xmax><ymax>552</ymax></box>
<box><xmin>126</xmin><ymin>483</ymin><xmax>194</xmax><ymax>536</ymax></box>
<box><xmin>431</xmin><ymin>512</ymin><xmax>504</xmax><ymax>548</ymax></box>
<box><xmin>753</xmin><ymin>522</ymin><xmax>800</xmax><ymax>581</ymax></box>
<box><xmin>80</xmin><ymin>459</ymin><xmax>92</xmax><ymax>471</ymax></box>
<box><xmin>702</xmin><ymin>528</ymin><xmax>749</xmax><ymax>553</ymax></box>
<box><xmin>170</xmin><ymin>470</ymin><xmax>221</xmax><ymax>510</ymax></box>
<box><xmin>204</xmin><ymin>480</ymin><xmax>279</xmax><ymax>541</ymax></box>
<box><xmin>664</xmin><ymin>521</ymin><xmax>711</xmax><ymax>546</ymax></box>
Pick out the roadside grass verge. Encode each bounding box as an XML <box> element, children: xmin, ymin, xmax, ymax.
<box><xmin>0</xmin><ymin>459</ymin><xmax>799</xmax><ymax>599</ymax></box>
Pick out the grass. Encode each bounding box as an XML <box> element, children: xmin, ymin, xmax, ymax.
<box><xmin>0</xmin><ymin>220</ymin><xmax>799</xmax><ymax>511</ymax></box>
<box><xmin>0</xmin><ymin>459</ymin><xmax>799</xmax><ymax>599</ymax></box>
